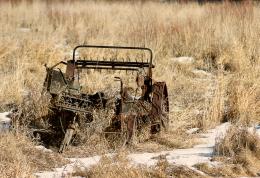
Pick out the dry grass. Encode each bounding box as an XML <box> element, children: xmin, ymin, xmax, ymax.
<box><xmin>0</xmin><ymin>132</ymin><xmax>68</xmax><ymax>178</ymax></box>
<box><xmin>64</xmin><ymin>109</ymin><xmax>197</xmax><ymax>157</ymax></box>
<box><xmin>0</xmin><ymin>1</ymin><xmax>259</xmax><ymax>129</ymax></box>
<box><xmin>212</xmin><ymin>125</ymin><xmax>260</xmax><ymax>176</ymax></box>
<box><xmin>63</xmin><ymin>109</ymin><xmax>113</xmax><ymax>157</ymax></box>
<box><xmin>0</xmin><ymin>0</ymin><xmax>259</xmax><ymax>177</ymax></box>
<box><xmin>194</xmin><ymin>162</ymin><xmax>247</xmax><ymax>177</ymax></box>
<box><xmin>72</xmin><ymin>153</ymin><xmax>205</xmax><ymax>178</ymax></box>
<box><xmin>194</xmin><ymin>125</ymin><xmax>260</xmax><ymax>177</ymax></box>
<box><xmin>73</xmin><ymin>154</ymin><xmax>153</xmax><ymax>178</ymax></box>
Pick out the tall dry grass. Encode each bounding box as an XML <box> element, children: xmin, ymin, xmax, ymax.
<box><xmin>0</xmin><ymin>132</ymin><xmax>68</xmax><ymax>178</ymax></box>
<box><xmin>212</xmin><ymin>125</ymin><xmax>260</xmax><ymax>176</ymax></box>
<box><xmin>72</xmin><ymin>152</ymin><xmax>205</xmax><ymax>178</ymax></box>
<box><xmin>0</xmin><ymin>0</ymin><xmax>259</xmax><ymax>176</ymax></box>
<box><xmin>0</xmin><ymin>0</ymin><xmax>259</xmax><ymax>127</ymax></box>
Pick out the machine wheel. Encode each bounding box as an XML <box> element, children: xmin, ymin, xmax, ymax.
<box><xmin>161</xmin><ymin>92</ymin><xmax>169</xmax><ymax>131</ymax></box>
<box><xmin>151</xmin><ymin>82</ymin><xmax>170</xmax><ymax>133</ymax></box>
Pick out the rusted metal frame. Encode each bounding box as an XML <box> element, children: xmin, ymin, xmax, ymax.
<box><xmin>77</xmin><ymin>66</ymin><xmax>139</xmax><ymax>71</ymax></box>
<box><xmin>44</xmin><ymin>61</ymin><xmax>69</xmax><ymax>92</ymax></box>
<box><xmin>126</xmin><ymin>114</ymin><xmax>136</xmax><ymax>144</ymax></box>
<box><xmin>149</xmin><ymin>81</ymin><xmax>170</xmax><ymax>133</ymax></box>
<box><xmin>58</xmin><ymin>94</ymin><xmax>90</xmax><ymax>102</ymax></box>
<box><xmin>163</xmin><ymin>84</ymin><xmax>169</xmax><ymax>113</ymax></box>
<box><xmin>75</xmin><ymin>60</ymin><xmax>152</xmax><ymax>67</ymax></box>
<box><xmin>142</xmin><ymin>77</ymin><xmax>153</xmax><ymax>102</ymax></box>
<box><xmin>65</xmin><ymin>61</ymin><xmax>76</xmax><ymax>80</ymax></box>
<box><xmin>75</xmin><ymin>60</ymin><xmax>154</xmax><ymax>68</ymax></box>
<box><xmin>119</xmin><ymin>113</ymin><xmax>137</xmax><ymax>144</ymax></box>
<box><xmin>74</xmin><ymin>61</ymin><xmax>154</xmax><ymax>72</ymax></box>
<box><xmin>43</xmin><ymin>70</ymin><xmax>52</xmax><ymax>92</ymax></box>
<box><xmin>122</xmin><ymin>100</ymin><xmax>150</xmax><ymax>114</ymax></box>
<box><xmin>49</xmin><ymin>61</ymin><xmax>67</xmax><ymax>70</ymax></box>
<box><xmin>72</xmin><ymin>45</ymin><xmax>153</xmax><ymax>64</ymax></box>
<box><xmin>52</xmin><ymin>95</ymin><xmax>93</xmax><ymax>113</ymax></box>
<box><xmin>72</xmin><ymin>45</ymin><xmax>153</xmax><ymax>77</ymax></box>
<box><xmin>135</xmin><ymin>101</ymin><xmax>150</xmax><ymax>113</ymax></box>
<box><xmin>56</xmin><ymin>68</ymin><xmax>68</xmax><ymax>85</ymax></box>
<box><xmin>150</xmin><ymin>82</ymin><xmax>167</xmax><ymax>121</ymax></box>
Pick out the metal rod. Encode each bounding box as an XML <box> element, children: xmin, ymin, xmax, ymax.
<box><xmin>72</xmin><ymin>45</ymin><xmax>153</xmax><ymax>67</ymax></box>
<box><xmin>77</xmin><ymin>66</ymin><xmax>139</xmax><ymax>71</ymax></box>
<box><xmin>75</xmin><ymin>60</ymin><xmax>154</xmax><ymax>68</ymax></box>
<box><xmin>73</xmin><ymin>45</ymin><xmax>153</xmax><ymax>61</ymax></box>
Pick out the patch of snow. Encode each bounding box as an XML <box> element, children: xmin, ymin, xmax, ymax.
<box><xmin>128</xmin><ymin>147</ymin><xmax>213</xmax><ymax>167</ymax></box>
<box><xmin>0</xmin><ymin>112</ymin><xmax>11</xmax><ymax>122</ymax></box>
<box><xmin>255</xmin><ymin>125</ymin><xmax>260</xmax><ymax>136</ymax></box>
<box><xmin>170</xmin><ymin>56</ymin><xmax>194</xmax><ymax>65</ymax></box>
<box><xmin>17</xmin><ymin>27</ymin><xmax>31</xmax><ymax>33</ymax></box>
<box><xmin>192</xmin><ymin>69</ymin><xmax>212</xmax><ymax>77</ymax></box>
<box><xmin>247</xmin><ymin>125</ymin><xmax>260</xmax><ymax>138</ymax></box>
<box><xmin>35</xmin><ymin>145</ymin><xmax>53</xmax><ymax>153</ymax></box>
<box><xmin>0</xmin><ymin>112</ymin><xmax>11</xmax><ymax>132</ymax></box>
<box><xmin>194</xmin><ymin>122</ymin><xmax>230</xmax><ymax>148</ymax></box>
<box><xmin>35</xmin><ymin>156</ymin><xmax>102</xmax><ymax>178</ymax></box>
<box><xmin>186</xmin><ymin>128</ymin><xmax>200</xmax><ymax>134</ymax></box>
<box><xmin>69</xmin><ymin>155</ymin><xmax>102</xmax><ymax>168</ymax></box>
<box><xmin>21</xmin><ymin>89</ymin><xmax>30</xmax><ymax>97</ymax></box>
<box><xmin>35</xmin><ymin>163</ymin><xmax>75</xmax><ymax>178</ymax></box>
<box><xmin>34</xmin><ymin>122</ymin><xmax>231</xmax><ymax>177</ymax></box>
<box><xmin>193</xmin><ymin>109</ymin><xmax>201</xmax><ymax>115</ymax></box>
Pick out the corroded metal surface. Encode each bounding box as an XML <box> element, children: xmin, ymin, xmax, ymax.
<box><xmin>150</xmin><ymin>82</ymin><xmax>170</xmax><ymax>131</ymax></box>
<box><xmin>41</xmin><ymin>45</ymin><xmax>169</xmax><ymax>152</ymax></box>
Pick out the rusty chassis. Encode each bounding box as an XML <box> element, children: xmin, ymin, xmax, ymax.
<box><xmin>40</xmin><ymin>45</ymin><xmax>169</xmax><ymax>153</ymax></box>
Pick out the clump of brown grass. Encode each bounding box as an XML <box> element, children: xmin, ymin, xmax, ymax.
<box><xmin>0</xmin><ymin>132</ymin><xmax>68</xmax><ymax>178</ymax></box>
<box><xmin>72</xmin><ymin>152</ymin><xmax>205</xmax><ymax>178</ymax></box>
<box><xmin>0</xmin><ymin>133</ymin><xmax>33</xmax><ymax>178</ymax></box>
<box><xmin>214</xmin><ymin>125</ymin><xmax>260</xmax><ymax>176</ymax></box>
<box><xmin>215</xmin><ymin>126</ymin><xmax>260</xmax><ymax>160</ymax></box>
<box><xmin>202</xmin><ymin>64</ymin><xmax>260</xmax><ymax>128</ymax></box>
<box><xmin>72</xmin><ymin>153</ymin><xmax>154</xmax><ymax>178</ymax></box>
<box><xmin>225</xmin><ymin>72</ymin><xmax>260</xmax><ymax>125</ymax></box>
<box><xmin>194</xmin><ymin>162</ymin><xmax>247</xmax><ymax>177</ymax></box>
<box><xmin>201</xmin><ymin>72</ymin><xmax>227</xmax><ymax>129</ymax></box>
<box><xmin>156</xmin><ymin>157</ymin><xmax>206</xmax><ymax>178</ymax></box>
<box><xmin>12</xmin><ymin>92</ymin><xmax>50</xmax><ymax>129</ymax></box>
<box><xmin>64</xmin><ymin>109</ymin><xmax>114</xmax><ymax>157</ymax></box>
<box><xmin>150</xmin><ymin>130</ymin><xmax>197</xmax><ymax>149</ymax></box>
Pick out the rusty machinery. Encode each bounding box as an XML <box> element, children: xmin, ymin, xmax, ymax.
<box><xmin>42</xmin><ymin>45</ymin><xmax>169</xmax><ymax>153</ymax></box>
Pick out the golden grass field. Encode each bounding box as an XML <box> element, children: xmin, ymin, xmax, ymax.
<box><xmin>0</xmin><ymin>0</ymin><xmax>260</xmax><ymax>177</ymax></box>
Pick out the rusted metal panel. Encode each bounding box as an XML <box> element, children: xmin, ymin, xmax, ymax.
<box><xmin>65</xmin><ymin>61</ymin><xmax>75</xmax><ymax>81</ymax></box>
